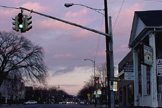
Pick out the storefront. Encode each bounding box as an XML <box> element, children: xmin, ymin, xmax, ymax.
<box><xmin>129</xmin><ymin>10</ymin><xmax>162</xmax><ymax>107</ymax></box>
<box><xmin>118</xmin><ymin>51</ymin><xmax>134</xmax><ymax>107</ymax></box>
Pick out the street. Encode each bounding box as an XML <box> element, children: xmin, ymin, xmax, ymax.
<box><xmin>0</xmin><ymin>104</ymin><xmax>95</xmax><ymax>108</ymax></box>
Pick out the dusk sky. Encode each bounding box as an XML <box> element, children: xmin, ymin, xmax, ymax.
<box><xmin>0</xmin><ymin>0</ymin><xmax>162</xmax><ymax>95</ymax></box>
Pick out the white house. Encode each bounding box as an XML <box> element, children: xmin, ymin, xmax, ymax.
<box><xmin>129</xmin><ymin>10</ymin><xmax>162</xmax><ymax>107</ymax></box>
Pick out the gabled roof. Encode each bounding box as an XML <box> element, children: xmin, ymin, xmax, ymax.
<box><xmin>129</xmin><ymin>10</ymin><xmax>162</xmax><ymax>48</ymax></box>
<box><xmin>136</xmin><ymin>10</ymin><xmax>162</xmax><ymax>26</ymax></box>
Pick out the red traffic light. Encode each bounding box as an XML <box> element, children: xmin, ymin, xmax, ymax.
<box><xmin>18</xmin><ymin>13</ymin><xmax>23</xmax><ymax>23</ymax></box>
<box><xmin>18</xmin><ymin>13</ymin><xmax>24</xmax><ymax>29</ymax></box>
<box><xmin>95</xmin><ymin>77</ymin><xmax>99</xmax><ymax>85</ymax></box>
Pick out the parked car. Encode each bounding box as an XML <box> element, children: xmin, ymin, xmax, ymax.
<box><xmin>79</xmin><ymin>100</ymin><xmax>85</xmax><ymax>105</ymax></box>
<box><xmin>24</xmin><ymin>100</ymin><xmax>37</xmax><ymax>105</ymax></box>
<box><xmin>59</xmin><ymin>101</ymin><xmax>66</xmax><ymax>104</ymax></box>
<box><xmin>62</xmin><ymin>101</ymin><xmax>66</xmax><ymax>104</ymax></box>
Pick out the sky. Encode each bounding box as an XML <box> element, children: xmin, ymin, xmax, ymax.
<box><xmin>0</xmin><ymin>0</ymin><xmax>162</xmax><ymax>95</ymax></box>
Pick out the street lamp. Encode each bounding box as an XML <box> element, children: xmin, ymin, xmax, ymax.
<box><xmin>65</xmin><ymin>2</ymin><xmax>113</xmax><ymax>108</ymax></box>
<box><xmin>84</xmin><ymin>58</ymin><xmax>96</xmax><ymax>107</ymax></box>
<box><xmin>64</xmin><ymin>3</ymin><xmax>104</xmax><ymax>15</ymax></box>
<box><xmin>84</xmin><ymin>59</ymin><xmax>95</xmax><ymax>78</ymax></box>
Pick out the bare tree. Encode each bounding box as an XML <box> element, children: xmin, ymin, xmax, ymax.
<box><xmin>96</xmin><ymin>63</ymin><xmax>107</xmax><ymax>87</ymax></box>
<box><xmin>77</xmin><ymin>76</ymin><xmax>94</xmax><ymax>100</ymax></box>
<box><xmin>0</xmin><ymin>31</ymin><xmax>47</xmax><ymax>87</ymax></box>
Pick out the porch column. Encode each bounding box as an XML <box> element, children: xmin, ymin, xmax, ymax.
<box><xmin>133</xmin><ymin>49</ymin><xmax>139</xmax><ymax>106</ymax></box>
<box><xmin>149</xmin><ymin>33</ymin><xmax>158</xmax><ymax>107</ymax></box>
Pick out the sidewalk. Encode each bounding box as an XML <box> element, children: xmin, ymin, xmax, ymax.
<box><xmin>95</xmin><ymin>105</ymin><xmax>150</xmax><ymax>108</ymax></box>
<box><xmin>95</xmin><ymin>105</ymin><xmax>131</xmax><ymax>108</ymax></box>
<box><xmin>0</xmin><ymin>104</ymin><xmax>23</xmax><ymax>107</ymax></box>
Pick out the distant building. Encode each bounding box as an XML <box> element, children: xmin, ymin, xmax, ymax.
<box><xmin>24</xmin><ymin>86</ymin><xmax>34</xmax><ymax>101</ymax></box>
<box><xmin>118</xmin><ymin>51</ymin><xmax>134</xmax><ymax>107</ymax></box>
<box><xmin>129</xmin><ymin>10</ymin><xmax>162</xmax><ymax>107</ymax></box>
<box><xmin>0</xmin><ymin>76</ymin><xmax>25</xmax><ymax>104</ymax></box>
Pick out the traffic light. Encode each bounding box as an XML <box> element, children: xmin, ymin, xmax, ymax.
<box><xmin>24</xmin><ymin>15</ymin><xmax>32</xmax><ymax>31</ymax></box>
<box><xmin>95</xmin><ymin>77</ymin><xmax>100</xmax><ymax>85</ymax></box>
<box><xmin>12</xmin><ymin>15</ymin><xmax>19</xmax><ymax>31</ymax></box>
<box><xmin>18</xmin><ymin>13</ymin><xmax>24</xmax><ymax>30</ymax></box>
<box><xmin>12</xmin><ymin>13</ymin><xmax>32</xmax><ymax>33</ymax></box>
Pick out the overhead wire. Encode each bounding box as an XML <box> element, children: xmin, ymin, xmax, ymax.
<box><xmin>94</xmin><ymin>14</ymin><xmax>104</xmax><ymax>62</ymax></box>
<box><xmin>112</xmin><ymin>0</ymin><xmax>125</xmax><ymax>31</ymax></box>
<box><xmin>112</xmin><ymin>0</ymin><xmax>162</xmax><ymax>31</ymax></box>
<box><xmin>94</xmin><ymin>0</ymin><xmax>124</xmax><ymax>62</ymax></box>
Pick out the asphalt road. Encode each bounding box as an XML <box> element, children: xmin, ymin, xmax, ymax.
<box><xmin>0</xmin><ymin>104</ymin><xmax>95</xmax><ymax>108</ymax></box>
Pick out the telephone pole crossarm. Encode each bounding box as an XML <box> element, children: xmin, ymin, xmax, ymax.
<box><xmin>19</xmin><ymin>7</ymin><xmax>111</xmax><ymax>38</ymax></box>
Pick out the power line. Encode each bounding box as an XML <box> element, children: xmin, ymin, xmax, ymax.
<box><xmin>94</xmin><ymin>15</ymin><xmax>104</xmax><ymax>62</ymax></box>
<box><xmin>112</xmin><ymin>0</ymin><xmax>125</xmax><ymax>30</ymax></box>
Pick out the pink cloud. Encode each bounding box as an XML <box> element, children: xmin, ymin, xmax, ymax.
<box><xmin>113</xmin><ymin>3</ymin><xmax>144</xmax><ymax>35</ymax></box>
<box><xmin>37</xmin><ymin>19</ymin><xmax>77</xmax><ymax>31</ymax></box>
<box><xmin>21</xmin><ymin>2</ymin><xmax>48</xmax><ymax>12</ymax></box>
<box><xmin>0</xmin><ymin>2</ymin><xmax>48</xmax><ymax>18</ymax></box>
<box><xmin>53</xmin><ymin>53</ymin><xmax>72</xmax><ymax>59</ymax></box>
<box><xmin>95</xmin><ymin>50</ymin><xmax>106</xmax><ymax>57</ymax></box>
<box><xmin>65</xmin><ymin>9</ymin><xmax>94</xmax><ymax>25</ymax></box>
<box><xmin>37</xmin><ymin>8</ymin><xmax>94</xmax><ymax>31</ymax></box>
<box><xmin>71</xmin><ymin>30</ymin><xmax>93</xmax><ymax>40</ymax></box>
<box><xmin>0</xmin><ymin>8</ymin><xmax>18</xmax><ymax>18</ymax></box>
<box><xmin>65</xmin><ymin>9</ymin><xmax>87</xmax><ymax>18</ymax></box>
<box><xmin>114</xmin><ymin>44</ymin><xmax>128</xmax><ymax>53</ymax></box>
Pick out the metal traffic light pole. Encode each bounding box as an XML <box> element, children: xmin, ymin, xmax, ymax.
<box><xmin>19</xmin><ymin>7</ymin><xmax>110</xmax><ymax>38</ymax></box>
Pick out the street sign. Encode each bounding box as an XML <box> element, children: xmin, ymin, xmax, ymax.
<box><xmin>97</xmin><ymin>89</ymin><xmax>102</xmax><ymax>95</ymax></box>
<box><xmin>113</xmin><ymin>82</ymin><xmax>118</xmax><ymax>91</ymax></box>
<box><xmin>95</xmin><ymin>77</ymin><xmax>99</xmax><ymax>85</ymax></box>
<box><xmin>125</xmin><ymin>72</ymin><xmax>134</xmax><ymax>80</ymax></box>
<box><xmin>110</xmin><ymin>77</ymin><xmax>120</xmax><ymax>82</ymax></box>
<box><xmin>87</xmin><ymin>93</ymin><xmax>90</xmax><ymax>98</ymax></box>
<box><xmin>141</xmin><ymin>45</ymin><xmax>153</xmax><ymax>65</ymax></box>
<box><xmin>124</xmin><ymin>64</ymin><xmax>133</xmax><ymax>72</ymax></box>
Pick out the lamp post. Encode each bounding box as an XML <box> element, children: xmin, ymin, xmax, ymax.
<box><xmin>84</xmin><ymin>58</ymin><xmax>96</xmax><ymax>107</ymax></box>
<box><xmin>64</xmin><ymin>3</ymin><xmax>104</xmax><ymax>15</ymax></box>
<box><xmin>84</xmin><ymin>59</ymin><xmax>95</xmax><ymax>78</ymax></box>
<box><xmin>64</xmin><ymin>2</ymin><xmax>114</xmax><ymax>108</ymax></box>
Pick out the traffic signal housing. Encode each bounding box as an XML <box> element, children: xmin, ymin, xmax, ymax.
<box><xmin>12</xmin><ymin>13</ymin><xmax>32</xmax><ymax>33</ymax></box>
<box><xmin>24</xmin><ymin>15</ymin><xmax>32</xmax><ymax>31</ymax></box>
<box><xmin>18</xmin><ymin>13</ymin><xmax>24</xmax><ymax>30</ymax></box>
<box><xmin>12</xmin><ymin>15</ymin><xmax>19</xmax><ymax>31</ymax></box>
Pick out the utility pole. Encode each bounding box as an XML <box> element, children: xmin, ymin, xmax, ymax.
<box><xmin>105</xmin><ymin>1</ymin><xmax>115</xmax><ymax>108</ymax></box>
<box><xmin>104</xmin><ymin>0</ymin><xmax>111</xmax><ymax>108</ymax></box>
<box><xmin>64</xmin><ymin>2</ymin><xmax>114</xmax><ymax>107</ymax></box>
